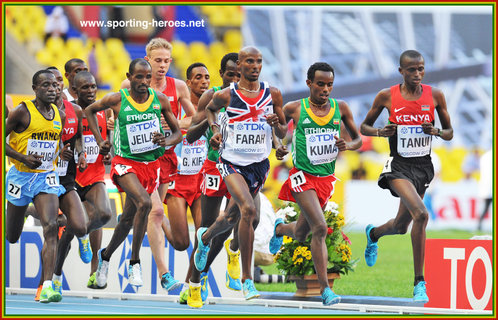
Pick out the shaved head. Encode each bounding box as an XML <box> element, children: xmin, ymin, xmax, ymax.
<box><xmin>238</xmin><ymin>46</ymin><xmax>261</xmax><ymax>60</ymax></box>
<box><xmin>74</xmin><ymin>71</ymin><xmax>95</xmax><ymax>87</ymax></box>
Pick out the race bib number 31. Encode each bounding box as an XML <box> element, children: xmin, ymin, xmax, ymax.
<box><xmin>205</xmin><ymin>174</ymin><xmax>220</xmax><ymax>191</ymax></box>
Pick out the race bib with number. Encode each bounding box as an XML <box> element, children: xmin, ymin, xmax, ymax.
<box><xmin>83</xmin><ymin>134</ymin><xmax>100</xmax><ymax>163</ymax></box>
<box><xmin>179</xmin><ymin>138</ymin><xmax>207</xmax><ymax>175</ymax></box>
<box><xmin>126</xmin><ymin>117</ymin><xmax>161</xmax><ymax>154</ymax></box>
<box><xmin>305</xmin><ymin>131</ymin><xmax>339</xmax><ymax>165</ymax></box>
<box><xmin>216</xmin><ymin>163</ymin><xmax>230</xmax><ymax>179</ymax></box>
<box><xmin>290</xmin><ymin>170</ymin><xmax>307</xmax><ymax>189</ymax></box>
<box><xmin>45</xmin><ymin>172</ymin><xmax>58</xmax><ymax>187</ymax></box>
<box><xmin>381</xmin><ymin>157</ymin><xmax>393</xmax><ymax>174</ymax></box>
<box><xmin>397</xmin><ymin>125</ymin><xmax>432</xmax><ymax>158</ymax></box>
<box><xmin>115</xmin><ymin>164</ymin><xmax>132</xmax><ymax>176</ymax></box>
<box><xmin>26</xmin><ymin>139</ymin><xmax>58</xmax><ymax>171</ymax></box>
<box><xmin>205</xmin><ymin>174</ymin><xmax>220</xmax><ymax>191</ymax></box>
<box><xmin>168</xmin><ymin>180</ymin><xmax>176</xmax><ymax>190</ymax></box>
<box><xmin>163</xmin><ymin>129</ymin><xmax>174</xmax><ymax>150</ymax></box>
<box><xmin>55</xmin><ymin>156</ymin><xmax>68</xmax><ymax>176</ymax></box>
<box><xmin>232</xmin><ymin>121</ymin><xmax>267</xmax><ymax>153</ymax></box>
<box><xmin>8</xmin><ymin>181</ymin><xmax>22</xmax><ymax>199</ymax></box>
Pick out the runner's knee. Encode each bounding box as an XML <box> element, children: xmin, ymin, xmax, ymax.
<box><xmin>311</xmin><ymin>222</ymin><xmax>327</xmax><ymax>239</ymax></box>
<box><xmin>98</xmin><ymin>207</ymin><xmax>112</xmax><ymax>226</ymax></box>
<box><xmin>412</xmin><ymin>208</ymin><xmax>429</xmax><ymax>225</ymax></box>
<box><xmin>240</xmin><ymin>203</ymin><xmax>257</xmax><ymax>222</ymax></box>
<box><xmin>42</xmin><ymin>219</ymin><xmax>59</xmax><ymax>239</ymax></box>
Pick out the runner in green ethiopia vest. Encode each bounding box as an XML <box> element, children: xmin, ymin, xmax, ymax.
<box><xmin>273</xmin><ymin>62</ymin><xmax>362</xmax><ymax>306</ymax></box>
<box><xmin>114</xmin><ymin>87</ymin><xmax>165</xmax><ymax>162</ymax></box>
<box><xmin>292</xmin><ymin>98</ymin><xmax>341</xmax><ymax>176</ymax></box>
<box><xmin>205</xmin><ymin>85</ymin><xmax>224</xmax><ymax>162</ymax></box>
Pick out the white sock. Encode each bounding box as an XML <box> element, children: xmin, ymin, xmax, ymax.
<box><xmin>189</xmin><ymin>281</ymin><xmax>200</xmax><ymax>288</ymax></box>
<box><xmin>182</xmin><ymin>282</ymin><xmax>189</xmax><ymax>291</ymax></box>
<box><xmin>52</xmin><ymin>274</ymin><xmax>62</xmax><ymax>283</ymax></box>
<box><xmin>229</xmin><ymin>246</ymin><xmax>239</xmax><ymax>254</ymax></box>
<box><xmin>42</xmin><ymin>280</ymin><xmax>52</xmax><ymax>289</ymax></box>
<box><xmin>78</xmin><ymin>234</ymin><xmax>89</xmax><ymax>241</ymax></box>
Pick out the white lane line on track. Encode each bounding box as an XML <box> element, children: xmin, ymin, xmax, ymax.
<box><xmin>4</xmin><ymin>299</ymin><xmax>282</xmax><ymax>315</ymax></box>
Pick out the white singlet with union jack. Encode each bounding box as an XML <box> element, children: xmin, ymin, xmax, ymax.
<box><xmin>219</xmin><ymin>81</ymin><xmax>273</xmax><ymax>166</ymax></box>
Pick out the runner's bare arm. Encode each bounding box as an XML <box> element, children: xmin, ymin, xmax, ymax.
<box><xmin>176</xmin><ymin>79</ymin><xmax>195</xmax><ymax>129</ymax></box>
<box><xmin>186</xmin><ymin>88</ymin><xmax>214</xmax><ymax>143</ymax></box>
<box><xmin>268</xmin><ymin>86</ymin><xmax>287</xmax><ymax>139</ymax></box>
<box><xmin>158</xmin><ymin>93</ymin><xmax>182</xmax><ymax>147</ymax></box>
<box><xmin>360</xmin><ymin>89</ymin><xmax>396</xmax><ymax>137</ymax></box>
<box><xmin>337</xmin><ymin>100</ymin><xmax>362</xmax><ymax>151</ymax></box>
<box><xmin>85</xmin><ymin>92</ymin><xmax>121</xmax><ymax>153</ymax></box>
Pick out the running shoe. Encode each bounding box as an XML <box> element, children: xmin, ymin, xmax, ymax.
<box><xmin>34</xmin><ymin>285</ymin><xmax>42</xmax><ymax>301</ymax></box>
<box><xmin>226</xmin><ymin>271</ymin><xmax>242</xmax><ymax>291</ymax></box>
<box><xmin>321</xmin><ymin>287</ymin><xmax>341</xmax><ymax>305</ymax></box>
<box><xmin>179</xmin><ymin>287</ymin><xmax>189</xmax><ymax>304</ymax></box>
<box><xmin>224</xmin><ymin>239</ymin><xmax>241</xmax><ymax>280</ymax></box>
<box><xmin>242</xmin><ymin>279</ymin><xmax>260</xmax><ymax>300</ymax></box>
<box><xmin>187</xmin><ymin>284</ymin><xmax>203</xmax><ymax>308</ymax></box>
<box><xmin>39</xmin><ymin>286</ymin><xmax>62</xmax><ymax>303</ymax></box>
<box><xmin>161</xmin><ymin>271</ymin><xmax>181</xmax><ymax>291</ymax></box>
<box><xmin>200</xmin><ymin>272</ymin><xmax>209</xmax><ymax>301</ymax></box>
<box><xmin>87</xmin><ymin>272</ymin><xmax>107</xmax><ymax>289</ymax></box>
<box><xmin>95</xmin><ymin>248</ymin><xmax>109</xmax><ymax>287</ymax></box>
<box><xmin>78</xmin><ymin>236</ymin><xmax>93</xmax><ymax>264</ymax></box>
<box><xmin>194</xmin><ymin>227</ymin><xmax>210</xmax><ymax>271</ymax></box>
<box><xmin>364</xmin><ymin>224</ymin><xmax>378</xmax><ymax>267</ymax></box>
<box><xmin>269</xmin><ymin>218</ymin><xmax>285</xmax><ymax>254</ymax></box>
<box><xmin>53</xmin><ymin>278</ymin><xmax>62</xmax><ymax>296</ymax></box>
<box><xmin>413</xmin><ymin>281</ymin><xmax>429</xmax><ymax>303</ymax></box>
<box><xmin>128</xmin><ymin>263</ymin><xmax>143</xmax><ymax>286</ymax></box>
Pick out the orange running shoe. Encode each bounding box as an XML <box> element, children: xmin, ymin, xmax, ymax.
<box><xmin>35</xmin><ymin>285</ymin><xmax>42</xmax><ymax>301</ymax></box>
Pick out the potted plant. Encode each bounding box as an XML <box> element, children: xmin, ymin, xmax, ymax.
<box><xmin>274</xmin><ymin>201</ymin><xmax>357</xmax><ymax>297</ymax></box>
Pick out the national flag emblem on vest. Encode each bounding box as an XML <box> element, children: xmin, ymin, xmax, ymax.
<box><xmin>53</xmin><ymin>121</ymin><xmax>61</xmax><ymax>130</ymax></box>
<box><xmin>421</xmin><ymin>105</ymin><xmax>430</xmax><ymax>111</ymax></box>
<box><xmin>67</xmin><ymin>118</ymin><xmax>76</xmax><ymax>124</ymax></box>
<box><xmin>333</xmin><ymin>118</ymin><xmax>340</xmax><ymax>125</ymax></box>
<box><xmin>153</xmin><ymin>104</ymin><xmax>160</xmax><ymax>110</ymax></box>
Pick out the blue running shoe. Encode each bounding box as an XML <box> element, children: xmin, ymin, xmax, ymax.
<box><xmin>364</xmin><ymin>224</ymin><xmax>378</xmax><ymax>267</ymax></box>
<box><xmin>269</xmin><ymin>218</ymin><xmax>285</xmax><ymax>254</ymax></box>
<box><xmin>194</xmin><ymin>227</ymin><xmax>210</xmax><ymax>271</ymax></box>
<box><xmin>161</xmin><ymin>272</ymin><xmax>181</xmax><ymax>292</ymax></box>
<box><xmin>322</xmin><ymin>287</ymin><xmax>341</xmax><ymax>305</ymax></box>
<box><xmin>200</xmin><ymin>272</ymin><xmax>209</xmax><ymax>302</ymax></box>
<box><xmin>226</xmin><ymin>271</ymin><xmax>242</xmax><ymax>291</ymax></box>
<box><xmin>413</xmin><ymin>281</ymin><xmax>429</xmax><ymax>303</ymax></box>
<box><xmin>242</xmin><ymin>279</ymin><xmax>260</xmax><ymax>300</ymax></box>
<box><xmin>78</xmin><ymin>236</ymin><xmax>93</xmax><ymax>264</ymax></box>
<box><xmin>53</xmin><ymin>279</ymin><xmax>62</xmax><ymax>296</ymax></box>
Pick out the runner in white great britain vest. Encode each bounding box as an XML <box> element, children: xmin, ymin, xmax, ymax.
<box><xmin>218</xmin><ymin>81</ymin><xmax>273</xmax><ymax>166</ymax></box>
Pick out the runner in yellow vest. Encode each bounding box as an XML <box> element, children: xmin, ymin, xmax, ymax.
<box><xmin>6</xmin><ymin>70</ymin><xmax>68</xmax><ymax>303</ymax></box>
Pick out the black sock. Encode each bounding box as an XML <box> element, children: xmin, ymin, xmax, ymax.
<box><xmin>414</xmin><ymin>275</ymin><xmax>425</xmax><ymax>286</ymax></box>
<box><xmin>130</xmin><ymin>259</ymin><xmax>140</xmax><ymax>266</ymax></box>
<box><xmin>101</xmin><ymin>249</ymin><xmax>110</xmax><ymax>261</ymax></box>
<box><xmin>369</xmin><ymin>228</ymin><xmax>378</xmax><ymax>243</ymax></box>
